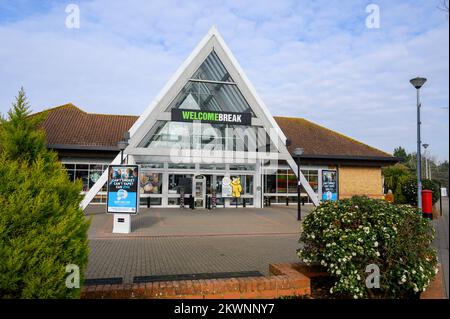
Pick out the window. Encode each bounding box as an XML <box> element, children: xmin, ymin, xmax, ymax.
<box><xmin>140</xmin><ymin>172</ymin><xmax>162</xmax><ymax>194</ymax></box>
<box><xmin>168</xmin><ymin>163</ymin><xmax>196</xmax><ymax>169</ymax></box>
<box><xmin>264</xmin><ymin>174</ymin><xmax>276</xmax><ymax>193</ymax></box>
<box><xmin>230</xmin><ymin>175</ymin><xmax>253</xmax><ymax>195</ymax></box>
<box><xmin>276</xmin><ymin>169</ymin><xmax>287</xmax><ymax>193</ymax></box>
<box><xmin>169</xmin><ymin>174</ymin><xmax>193</xmax><ymax>194</ymax></box>
<box><xmin>140</xmin><ymin>163</ymin><xmax>164</xmax><ymax>169</ymax></box>
<box><xmin>229</xmin><ymin>164</ymin><xmax>255</xmax><ymax>171</ymax></box>
<box><xmin>62</xmin><ymin>162</ymin><xmax>109</xmax><ymax>203</ymax></box>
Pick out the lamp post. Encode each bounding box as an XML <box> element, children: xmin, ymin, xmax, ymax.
<box><xmin>422</xmin><ymin>143</ymin><xmax>429</xmax><ymax>179</ymax></box>
<box><xmin>410</xmin><ymin>76</ymin><xmax>427</xmax><ymax>211</ymax></box>
<box><xmin>293</xmin><ymin>148</ymin><xmax>304</xmax><ymax>221</ymax></box>
<box><xmin>117</xmin><ymin>132</ymin><xmax>130</xmax><ymax>164</ymax></box>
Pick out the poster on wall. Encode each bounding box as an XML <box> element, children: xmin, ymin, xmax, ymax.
<box><xmin>140</xmin><ymin>172</ymin><xmax>161</xmax><ymax>194</ymax></box>
<box><xmin>322</xmin><ymin>170</ymin><xmax>338</xmax><ymax>201</ymax></box>
<box><xmin>107</xmin><ymin>165</ymin><xmax>139</xmax><ymax>214</ymax></box>
<box><xmin>221</xmin><ymin>175</ymin><xmax>232</xmax><ymax>197</ymax></box>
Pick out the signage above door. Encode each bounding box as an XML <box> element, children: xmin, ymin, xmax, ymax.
<box><xmin>171</xmin><ymin>109</ymin><xmax>252</xmax><ymax>126</ymax></box>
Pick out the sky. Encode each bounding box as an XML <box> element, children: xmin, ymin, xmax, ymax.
<box><xmin>0</xmin><ymin>0</ymin><xmax>448</xmax><ymax>161</ymax></box>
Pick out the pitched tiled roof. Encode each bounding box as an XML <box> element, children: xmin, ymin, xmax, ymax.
<box><xmin>38</xmin><ymin>103</ymin><xmax>137</xmax><ymax>150</ymax></box>
<box><xmin>274</xmin><ymin>116</ymin><xmax>393</xmax><ymax>159</ymax></box>
<box><xmin>37</xmin><ymin>104</ymin><xmax>394</xmax><ymax>160</ymax></box>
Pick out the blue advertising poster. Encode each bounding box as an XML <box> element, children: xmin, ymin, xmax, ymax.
<box><xmin>107</xmin><ymin>165</ymin><xmax>139</xmax><ymax>214</ymax></box>
<box><xmin>322</xmin><ymin>170</ymin><xmax>338</xmax><ymax>201</ymax></box>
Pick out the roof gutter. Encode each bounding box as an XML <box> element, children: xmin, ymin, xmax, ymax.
<box><xmin>47</xmin><ymin>144</ymin><xmax>120</xmax><ymax>152</ymax></box>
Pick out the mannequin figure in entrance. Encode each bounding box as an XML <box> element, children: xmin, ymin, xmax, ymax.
<box><xmin>230</xmin><ymin>177</ymin><xmax>242</xmax><ymax>198</ymax></box>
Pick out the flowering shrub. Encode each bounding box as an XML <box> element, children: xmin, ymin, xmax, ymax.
<box><xmin>297</xmin><ymin>196</ymin><xmax>438</xmax><ymax>299</ymax></box>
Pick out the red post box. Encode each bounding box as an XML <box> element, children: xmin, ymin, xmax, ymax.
<box><xmin>421</xmin><ymin>190</ymin><xmax>433</xmax><ymax>220</ymax></box>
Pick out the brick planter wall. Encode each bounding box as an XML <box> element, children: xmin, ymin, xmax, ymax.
<box><xmin>81</xmin><ymin>265</ymin><xmax>310</xmax><ymax>299</ymax></box>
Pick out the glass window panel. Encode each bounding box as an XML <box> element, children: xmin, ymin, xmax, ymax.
<box><xmin>76</xmin><ymin>164</ymin><xmax>89</xmax><ymax>170</ymax></box>
<box><xmin>229</xmin><ymin>164</ymin><xmax>255</xmax><ymax>171</ymax></box>
<box><xmin>287</xmin><ymin>174</ymin><xmax>298</xmax><ymax>193</ymax></box>
<box><xmin>168</xmin><ymin>163</ymin><xmax>196</xmax><ymax>169</ymax></box>
<box><xmin>66</xmin><ymin>170</ymin><xmax>75</xmax><ymax>182</ymax></box>
<box><xmin>75</xmin><ymin>170</ymin><xmax>89</xmax><ymax>192</ymax></box>
<box><xmin>276</xmin><ymin>170</ymin><xmax>287</xmax><ymax>193</ymax></box>
<box><xmin>89</xmin><ymin>164</ymin><xmax>103</xmax><ymax>170</ymax></box>
<box><xmin>89</xmin><ymin>170</ymin><xmax>102</xmax><ymax>189</ymax></box>
<box><xmin>63</xmin><ymin>163</ymin><xmax>75</xmax><ymax>170</ymax></box>
<box><xmin>140</xmin><ymin>163</ymin><xmax>164</xmax><ymax>169</ymax></box>
<box><xmin>191</xmin><ymin>51</ymin><xmax>233</xmax><ymax>82</ymax></box>
<box><xmin>169</xmin><ymin>174</ymin><xmax>193</xmax><ymax>194</ymax></box>
<box><xmin>265</xmin><ymin>174</ymin><xmax>276</xmax><ymax>193</ymax></box>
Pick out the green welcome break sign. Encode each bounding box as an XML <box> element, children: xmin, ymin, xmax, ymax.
<box><xmin>171</xmin><ymin>109</ymin><xmax>252</xmax><ymax>126</ymax></box>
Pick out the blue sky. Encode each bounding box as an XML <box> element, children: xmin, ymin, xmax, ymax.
<box><xmin>0</xmin><ymin>0</ymin><xmax>448</xmax><ymax>161</ymax></box>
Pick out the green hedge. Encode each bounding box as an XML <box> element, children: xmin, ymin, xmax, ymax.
<box><xmin>401</xmin><ymin>177</ymin><xmax>440</xmax><ymax>206</ymax></box>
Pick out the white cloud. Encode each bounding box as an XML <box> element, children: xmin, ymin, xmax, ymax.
<box><xmin>0</xmin><ymin>0</ymin><xmax>448</xmax><ymax>160</ymax></box>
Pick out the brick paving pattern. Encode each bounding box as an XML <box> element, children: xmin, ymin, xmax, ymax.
<box><xmin>85</xmin><ymin>205</ymin><xmax>313</xmax><ymax>284</ymax></box>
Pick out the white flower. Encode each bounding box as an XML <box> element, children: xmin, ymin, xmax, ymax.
<box><xmin>375</xmin><ymin>251</ymin><xmax>380</xmax><ymax>257</ymax></box>
<box><xmin>374</xmin><ymin>241</ymin><xmax>379</xmax><ymax>247</ymax></box>
<box><xmin>435</xmin><ymin>268</ymin><xmax>439</xmax><ymax>274</ymax></box>
<box><xmin>336</xmin><ymin>270</ymin><xmax>341</xmax><ymax>275</ymax></box>
<box><xmin>356</xmin><ymin>274</ymin><xmax>361</xmax><ymax>280</ymax></box>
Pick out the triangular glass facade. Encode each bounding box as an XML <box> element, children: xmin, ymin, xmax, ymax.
<box><xmin>166</xmin><ymin>50</ymin><xmax>254</xmax><ymax>114</ymax></box>
<box><xmin>138</xmin><ymin>50</ymin><xmax>277</xmax><ymax>153</ymax></box>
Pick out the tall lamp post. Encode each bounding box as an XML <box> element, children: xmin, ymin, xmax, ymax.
<box><xmin>422</xmin><ymin>143</ymin><xmax>429</xmax><ymax>179</ymax></box>
<box><xmin>293</xmin><ymin>148</ymin><xmax>304</xmax><ymax>221</ymax></box>
<box><xmin>410</xmin><ymin>76</ymin><xmax>427</xmax><ymax>211</ymax></box>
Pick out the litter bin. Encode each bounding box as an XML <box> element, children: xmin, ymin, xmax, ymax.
<box><xmin>421</xmin><ymin>190</ymin><xmax>433</xmax><ymax>220</ymax></box>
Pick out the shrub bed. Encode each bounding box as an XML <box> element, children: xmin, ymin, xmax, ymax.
<box><xmin>297</xmin><ymin>196</ymin><xmax>438</xmax><ymax>299</ymax></box>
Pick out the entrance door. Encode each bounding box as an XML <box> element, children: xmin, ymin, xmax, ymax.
<box><xmin>194</xmin><ymin>175</ymin><xmax>206</xmax><ymax>208</ymax></box>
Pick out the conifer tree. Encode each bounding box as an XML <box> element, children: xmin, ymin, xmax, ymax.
<box><xmin>0</xmin><ymin>88</ymin><xmax>90</xmax><ymax>298</ymax></box>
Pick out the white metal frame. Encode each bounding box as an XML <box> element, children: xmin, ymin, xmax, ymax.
<box><xmin>81</xmin><ymin>26</ymin><xmax>319</xmax><ymax>210</ymax></box>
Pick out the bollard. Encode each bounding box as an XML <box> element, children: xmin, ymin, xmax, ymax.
<box><xmin>147</xmin><ymin>197</ymin><xmax>150</xmax><ymax>208</ymax></box>
<box><xmin>190</xmin><ymin>194</ymin><xmax>194</xmax><ymax>210</ymax></box>
<box><xmin>286</xmin><ymin>197</ymin><xmax>289</xmax><ymax>206</ymax></box>
<box><xmin>243</xmin><ymin>199</ymin><xmax>246</xmax><ymax>208</ymax></box>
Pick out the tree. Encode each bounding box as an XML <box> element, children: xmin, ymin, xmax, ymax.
<box><xmin>0</xmin><ymin>88</ymin><xmax>90</xmax><ymax>298</ymax></box>
<box><xmin>393</xmin><ymin>146</ymin><xmax>410</xmax><ymax>164</ymax></box>
<box><xmin>382</xmin><ymin>164</ymin><xmax>411</xmax><ymax>203</ymax></box>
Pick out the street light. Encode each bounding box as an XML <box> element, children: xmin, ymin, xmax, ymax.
<box><xmin>293</xmin><ymin>147</ymin><xmax>304</xmax><ymax>221</ymax></box>
<box><xmin>410</xmin><ymin>76</ymin><xmax>427</xmax><ymax>211</ymax></box>
<box><xmin>422</xmin><ymin>143</ymin><xmax>429</xmax><ymax>179</ymax></box>
<box><xmin>117</xmin><ymin>132</ymin><xmax>130</xmax><ymax>164</ymax></box>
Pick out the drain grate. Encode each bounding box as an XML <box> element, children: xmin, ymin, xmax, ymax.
<box><xmin>84</xmin><ymin>277</ymin><xmax>123</xmax><ymax>286</ymax></box>
<box><xmin>133</xmin><ymin>271</ymin><xmax>263</xmax><ymax>283</ymax></box>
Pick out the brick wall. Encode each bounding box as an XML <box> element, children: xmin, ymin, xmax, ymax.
<box><xmin>81</xmin><ymin>265</ymin><xmax>310</xmax><ymax>299</ymax></box>
<box><xmin>338</xmin><ymin>166</ymin><xmax>383</xmax><ymax>199</ymax></box>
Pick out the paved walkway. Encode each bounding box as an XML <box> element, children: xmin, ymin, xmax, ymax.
<box><xmin>84</xmin><ymin>200</ymin><xmax>449</xmax><ymax>296</ymax></box>
<box><xmin>432</xmin><ymin>197</ymin><xmax>449</xmax><ymax>298</ymax></box>
<box><xmin>85</xmin><ymin>205</ymin><xmax>313</xmax><ymax>284</ymax></box>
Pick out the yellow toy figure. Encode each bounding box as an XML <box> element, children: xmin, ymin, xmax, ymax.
<box><xmin>230</xmin><ymin>177</ymin><xmax>242</xmax><ymax>198</ymax></box>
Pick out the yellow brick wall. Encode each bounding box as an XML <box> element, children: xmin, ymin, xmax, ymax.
<box><xmin>338</xmin><ymin>166</ymin><xmax>383</xmax><ymax>199</ymax></box>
